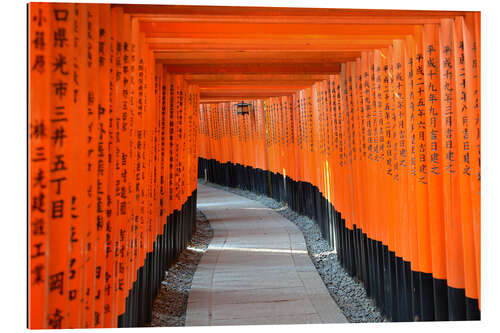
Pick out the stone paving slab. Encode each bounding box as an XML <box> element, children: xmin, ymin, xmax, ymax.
<box><xmin>185</xmin><ymin>183</ymin><xmax>348</xmax><ymax>326</ymax></box>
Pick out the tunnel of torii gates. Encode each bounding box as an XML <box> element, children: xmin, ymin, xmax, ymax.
<box><xmin>28</xmin><ymin>2</ymin><xmax>481</xmax><ymax>329</ymax></box>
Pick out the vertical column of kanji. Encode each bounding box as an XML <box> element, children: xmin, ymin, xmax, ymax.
<box><xmin>150</xmin><ymin>61</ymin><xmax>157</xmax><ymax>263</ymax></box>
<box><xmin>386</xmin><ymin>44</ymin><xmax>396</xmax><ymax>252</ymax></box>
<box><xmin>360</xmin><ymin>53</ymin><xmax>373</xmax><ymax>297</ymax></box>
<box><xmin>453</xmin><ymin>16</ymin><xmax>479</xmax><ymax>319</ymax></box>
<box><xmin>354</xmin><ymin>60</ymin><xmax>366</xmax><ymax>281</ymax></box>
<box><xmin>143</xmin><ymin>46</ymin><xmax>153</xmax><ymax>291</ymax></box>
<box><xmin>282</xmin><ymin>96</ymin><xmax>288</xmax><ymax>182</ymax></box>
<box><xmin>389</xmin><ymin>40</ymin><xmax>406</xmax><ymax>321</ymax></box>
<box><xmin>47</xmin><ymin>3</ymin><xmax>74</xmax><ymax>329</ymax></box>
<box><xmin>379</xmin><ymin>48</ymin><xmax>394</xmax><ymax>316</ymax></box>
<box><xmin>68</xmin><ymin>5</ymin><xmax>87</xmax><ymax>328</ymax></box>
<box><xmin>352</xmin><ymin>61</ymin><xmax>362</xmax><ymax>233</ymax></box>
<box><xmin>288</xmin><ymin>94</ymin><xmax>295</xmax><ymax>186</ymax></box>
<box><xmin>385</xmin><ymin>49</ymin><xmax>398</xmax><ymax>306</ymax></box>
<box><xmin>339</xmin><ymin>64</ymin><xmax>351</xmax><ymax>228</ymax></box>
<box><xmin>274</xmin><ymin>98</ymin><xmax>280</xmax><ymax>176</ymax></box>
<box><xmin>296</xmin><ymin>94</ymin><xmax>303</xmax><ymax>186</ymax></box>
<box><xmin>166</xmin><ymin>73</ymin><xmax>174</xmax><ymax>224</ymax></box>
<box><xmin>345</xmin><ymin>63</ymin><xmax>356</xmax><ymax>231</ymax></box>
<box><xmin>303</xmin><ymin>89</ymin><xmax>312</xmax><ymax>193</ymax></box>
<box><xmin>186</xmin><ymin>84</ymin><xmax>192</xmax><ymax>195</ymax></box>
<box><xmin>152</xmin><ymin>61</ymin><xmax>160</xmax><ymax>274</ymax></box>
<box><xmin>349</xmin><ymin>61</ymin><xmax>360</xmax><ymax>242</ymax></box>
<box><xmin>373</xmin><ymin>51</ymin><xmax>385</xmax><ymax>249</ymax></box>
<box><xmin>75</xmin><ymin>4</ymin><xmax>92</xmax><ymax>327</ymax></box>
<box><xmin>314</xmin><ymin>83</ymin><xmax>324</xmax><ymax>200</ymax></box>
<box><xmin>212</xmin><ymin>103</ymin><xmax>217</xmax><ymax>164</ymax></box>
<box><xmin>288</xmin><ymin>95</ymin><xmax>295</xmax><ymax>190</ymax></box>
<box><xmin>273</xmin><ymin>98</ymin><xmax>279</xmax><ymax>177</ymax></box>
<box><xmin>110</xmin><ymin>6</ymin><xmax>124</xmax><ymax>324</ymax></box>
<box><xmin>333</xmin><ymin>75</ymin><xmax>344</xmax><ymax>221</ymax></box>
<box><xmin>323</xmin><ymin>80</ymin><xmax>331</xmax><ymax>206</ymax></box>
<box><xmin>177</xmin><ymin>75</ymin><xmax>185</xmax><ymax>212</ymax></box>
<box><xmin>128</xmin><ymin>17</ymin><xmax>139</xmax><ymax>313</ymax></box>
<box><xmin>367</xmin><ymin>53</ymin><xmax>378</xmax><ymax>246</ymax></box>
<box><xmin>118</xmin><ymin>14</ymin><xmax>132</xmax><ymax>314</ymax></box>
<box><xmin>291</xmin><ymin>95</ymin><xmax>299</xmax><ymax>190</ymax></box>
<box><xmin>394</xmin><ymin>39</ymin><xmax>412</xmax><ymax>321</ymax></box>
<box><xmin>283</xmin><ymin>96</ymin><xmax>288</xmax><ymax>181</ymax></box>
<box><xmin>187</xmin><ymin>85</ymin><xmax>193</xmax><ymax>193</ymax></box>
<box><xmin>95</xmin><ymin>4</ymin><xmax>110</xmax><ymax>328</ymax></box>
<box><xmin>183</xmin><ymin>80</ymin><xmax>189</xmax><ymax>200</ymax></box>
<box><xmin>404</xmin><ymin>35</ymin><xmax>421</xmax><ymax>320</ymax></box>
<box><xmin>170</xmin><ymin>75</ymin><xmax>177</xmax><ymax>213</ymax></box>
<box><xmin>185</xmin><ymin>81</ymin><xmax>191</xmax><ymax>198</ymax></box>
<box><xmin>180</xmin><ymin>78</ymin><xmax>188</xmax><ymax>210</ymax></box>
<box><xmin>316</xmin><ymin>87</ymin><xmax>323</xmax><ymax>201</ymax></box>
<box><xmin>360</xmin><ymin>55</ymin><xmax>371</xmax><ymax>244</ymax></box>
<box><xmin>346</xmin><ymin>62</ymin><xmax>357</xmax><ymax>278</ymax></box>
<box><xmin>271</xmin><ymin>99</ymin><xmax>277</xmax><ymax>176</ymax></box>
<box><xmin>285</xmin><ymin>97</ymin><xmax>292</xmax><ymax>182</ymax></box>
<box><xmin>276</xmin><ymin>98</ymin><xmax>282</xmax><ymax>183</ymax></box>
<box><xmin>329</xmin><ymin>76</ymin><xmax>339</xmax><ymax>213</ymax></box>
<box><xmin>423</xmin><ymin>23</ymin><xmax>445</xmax><ymax>321</ymax></box>
<box><xmin>157</xmin><ymin>64</ymin><xmax>166</xmax><ymax>241</ymax></box>
<box><xmin>356</xmin><ymin>59</ymin><xmax>367</xmax><ymax>243</ymax></box>
<box><xmin>264</xmin><ymin>100</ymin><xmax>271</xmax><ymax>175</ymax></box>
<box><xmin>411</xmin><ymin>25</ymin><xmax>428</xmax><ymax>321</ymax></box>
<box><xmin>362</xmin><ymin>53</ymin><xmax>374</xmax><ymax>293</ymax></box>
<box><xmin>29</xmin><ymin>3</ymin><xmax>50</xmax><ymax>328</ymax></box>
<box><xmin>275</xmin><ymin>98</ymin><xmax>280</xmax><ymax>177</ymax></box>
<box><xmin>470</xmin><ymin>15</ymin><xmax>480</xmax><ymax>301</ymax></box>
<box><xmin>171</xmin><ymin>76</ymin><xmax>178</xmax><ymax>213</ymax></box>
<box><xmin>325</xmin><ymin>77</ymin><xmax>334</xmax><ymax>247</ymax></box>
<box><xmin>135</xmin><ymin>29</ymin><xmax>146</xmax><ymax>292</ymax></box>
<box><xmin>194</xmin><ymin>87</ymin><xmax>200</xmax><ymax>186</ymax></box>
<box><xmin>463</xmin><ymin>12</ymin><xmax>481</xmax><ymax>311</ymax></box>
<box><xmin>373</xmin><ymin>50</ymin><xmax>388</xmax><ymax>313</ymax></box>
<box><xmin>292</xmin><ymin>95</ymin><xmax>301</xmax><ymax>185</ymax></box>
<box><xmin>369</xmin><ymin>50</ymin><xmax>384</xmax><ymax>309</ymax></box>
<box><xmin>193</xmin><ymin>86</ymin><xmax>200</xmax><ymax>193</ymax></box>
<box><xmin>69</xmin><ymin>3</ymin><xmax>86</xmax><ymax>328</ymax></box>
<box><xmin>439</xmin><ymin>18</ymin><xmax>466</xmax><ymax>320</ymax></box>
<box><xmin>104</xmin><ymin>6</ymin><xmax>116</xmax><ymax>327</ymax></box>
<box><xmin>346</xmin><ymin>64</ymin><xmax>356</xmax><ymax>268</ymax></box>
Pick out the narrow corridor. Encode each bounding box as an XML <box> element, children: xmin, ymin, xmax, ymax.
<box><xmin>185</xmin><ymin>183</ymin><xmax>347</xmax><ymax>325</ymax></box>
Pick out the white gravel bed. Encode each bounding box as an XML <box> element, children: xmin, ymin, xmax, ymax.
<box><xmin>149</xmin><ymin>209</ymin><xmax>213</xmax><ymax>327</ymax></box>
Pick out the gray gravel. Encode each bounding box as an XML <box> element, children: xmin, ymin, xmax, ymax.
<box><xmin>204</xmin><ymin>181</ymin><xmax>386</xmax><ymax>323</ymax></box>
<box><xmin>149</xmin><ymin>209</ymin><xmax>213</xmax><ymax>327</ymax></box>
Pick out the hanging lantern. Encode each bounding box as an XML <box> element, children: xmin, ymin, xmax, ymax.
<box><xmin>235</xmin><ymin>101</ymin><xmax>252</xmax><ymax>115</ymax></box>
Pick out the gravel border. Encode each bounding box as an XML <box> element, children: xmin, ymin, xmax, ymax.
<box><xmin>149</xmin><ymin>209</ymin><xmax>214</xmax><ymax>327</ymax></box>
<box><xmin>203</xmin><ymin>181</ymin><xmax>386</xmax><ymax>323</ymax></box>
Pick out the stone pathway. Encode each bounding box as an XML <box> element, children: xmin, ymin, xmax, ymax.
<box><xmin>185</xmin><ymin>183</ymin><xmax>347</xmax><ymax>326</ymax></box>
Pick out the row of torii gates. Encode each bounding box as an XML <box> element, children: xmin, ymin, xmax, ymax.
<box><xmin>28</xmin><ymin>2</ymin><xmax>480</xmax><ymax>328</ymax></box>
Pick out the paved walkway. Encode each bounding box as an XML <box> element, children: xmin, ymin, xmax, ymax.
<box><xmin>185</xmin><ymin>183</ymin><xmax>347</xmax><ymax>326</ymax></box>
